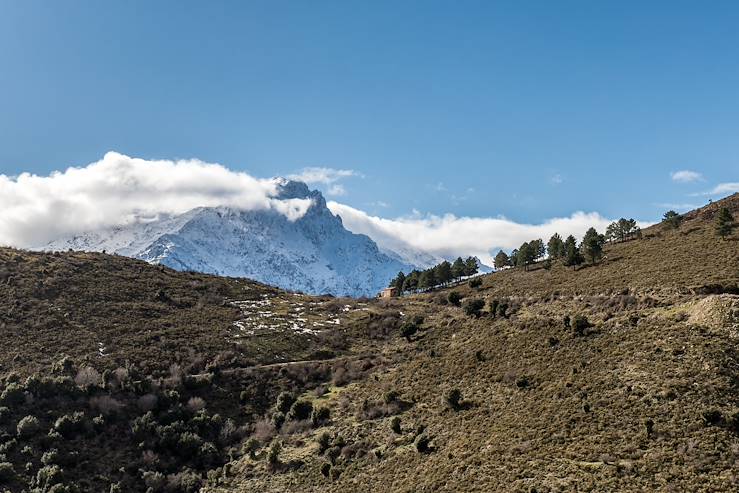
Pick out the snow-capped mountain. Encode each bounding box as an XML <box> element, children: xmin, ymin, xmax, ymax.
<box><xmin>42</xmin><ymin>181</ymin><xmax>415</xmax><ymax>297</ymax></box>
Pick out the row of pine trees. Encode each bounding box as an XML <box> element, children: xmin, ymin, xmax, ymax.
<box><xmin>389</xmin><ymin>256</ymin><xmax>479</xmax><ymax>293</ymax></box>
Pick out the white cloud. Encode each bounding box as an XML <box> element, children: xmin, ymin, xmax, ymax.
<box><xmin>698</xmin><ymin>182</ymin><xmax>739</xmax><ymax>196</ymax></box>
<box><xmin>0</xmin><ymin>152</ymin><xmax>314</xmax><ymax>248</ymax></box>
<box><xmin>328</xmin><ymin>201</ymin><xmax>631</xmax><ymax>265</ymax></box>
<box><xmin>551</xmin><ymin>174</ymin><xmax>563</xmax><ymax>185</ymax></box>
<box><xmin>670</xmin><ymin>170</ymin><xmax>704</xmax><ymax>183</ymax></box>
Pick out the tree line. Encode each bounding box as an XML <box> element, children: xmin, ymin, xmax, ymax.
<box><xmin>389</xmin><ymin>256</ymin><xmax>479</xmax><ymax>293</ymax></box>
<box><xmin>493</xmin><ymin>216</ymin><xmax>642</xmax><ymax>271</ymax></box>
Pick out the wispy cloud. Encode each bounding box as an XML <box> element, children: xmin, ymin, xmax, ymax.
<box><xmin>287</xmin><ymin>167</ymin><xmax>361</xmax><ymax>196</ymax></box>
<box><xmin>670</xmin><ymin>170</ymin><xmax>704</xmax><ymax>183</ymax></box>
<box><xmin>550</xmin><ymin>174</ymin><xmax>563</xmax><ymax>185</ymax></box>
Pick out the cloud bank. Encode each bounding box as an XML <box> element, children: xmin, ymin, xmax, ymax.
<box><xmin>1</xmin><ymin>152</ymin><xmax>654</xmax><ymax>264</ymax></box>
<box><xmin>0</xmin><ymin>152</ymin><xmax>313</xmax><ymax>247</ymax></box>
<box><xmin>328</xmin><ymin>202</ymin><xmax>622</xmax><ymax>265</ymax></box>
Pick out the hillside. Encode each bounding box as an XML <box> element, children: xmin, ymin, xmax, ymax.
<box><xmin>0</xmin><ymin>195</ymin><xmax>737</xmax><ymax>492</ymax></box>
<box><xmin>206</xmin><ymin>195</ymin><xmax>738</xmax><ymax>493</ymax></box>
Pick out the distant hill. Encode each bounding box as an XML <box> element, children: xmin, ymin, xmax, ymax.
<box><xmin>41</xmin><ymin>180</ymin><xmax>417</xmax><ymax>297</ymax></box>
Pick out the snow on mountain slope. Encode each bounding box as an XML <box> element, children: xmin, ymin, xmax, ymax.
<box><xmin>42</xmin><ymin>181</ymin><xmax>414</xmax><ymax>297</ymax></box>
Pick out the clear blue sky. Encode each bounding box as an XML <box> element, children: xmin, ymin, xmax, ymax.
<box><xmin>1</xmin><ymin>0</ymin><xmax>737</xmax><ymax>223</ymax></box>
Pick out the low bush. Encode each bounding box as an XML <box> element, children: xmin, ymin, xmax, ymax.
<box><xmin>0</xmin><ymin>462</ymin><xmax>14</xmax><ymax>482</ymax></box>
<box><xmin>390</xmin><ymin>416</ymin><xmax>401</xmax><ymax>434</ymax></box>
<box><xmin>311</xmin><ymin>406</ymin><xmax>330</xmax><ymax>427</ymax></box>
<box><xmin>54</xmin><ymin>412</ymin><xmax>85</xmax><ymax>439</ymax></box>
<box><xmin>275</xmin><ymin>392</ymin><xmax>295</xmax><ymax>414</ymax></box>
<box><xmin>447</xmin><ymin>291</ymin><xmax>462</xmax><ymax>306</ymax></box>
<box><xmin>267</xmin><ymin>441</ymin><xmax>281</xmax><ymax>466</ymax></box>
<box><xmin>414</xmin><ymin>434</ymin><xmax>431</xmax><ymax>453</ymax></box>
<box><xmin>444</xmin><ymin>388</ymin><xmax>463</xmax><ymax>410</ymax></box>
<box><xmin>572</xmin><ymin>315</ymin><xmax>591</xmax><ymax>336</ymax></box>
<box><xmin>17</xmin><ymin>415</ymin><xmax>41</xmax><ymax>438</ymax></box>
<box><xmin>463</xmin><ymin>299</ymin><xmax>485</xmax><ymax>318</ymax></box>
<box><xmin>469</xmin><ymin>278</ymin><xmax>482</xmax><ymax>289</ymax></box>
<box><xmin>287</xmin><ymin>400</ymin><xmax>313</xmax><ymax>422</ymax></box>
<box><xmin>35</xmin><ymin>464</ymin><xmax>63</xmax><ymax>490</ymax></box>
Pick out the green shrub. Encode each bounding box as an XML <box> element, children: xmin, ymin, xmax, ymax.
<box><xmin>242</xmin><ymin>437</ymin><xmax>260</xmax><ymax>459</ymax></box>
<box><xmin>447</xmin><ymin>291</ymin><xmax>462</xmax><ymax>306</ymax></box>
<box><xmin>445</xmin><ymin>388</ymin><xmax>463</xmax><ymax>410</ymax></box>
<box><xmin>141</xmin><ymin>470</ymin><xmax>166</xmax><ymax>491</ymax></box>
<box><xmin>0</xmin><ymin>462</ymin><xmax>14</xmax><ymax>482</ymax></box>
<box><xmin>167</xmin><ymin>469</ymin><xmax>202</xmax><ymax>493</ymax></box>
<box><xmin>271</xmin><ymin>411</ymin><xmax>285</xmax><ymax>430</ymax></box>
<box><xmin>489</xmin><ymin>300</ymin><xmax>499</xmax><ymax>317</ymax></box>
<box><xmin>287</xmin><ymin>400</ymin><xmax>313</xmax><ymax>422</ymax></box>
<box><xmin>463</xmin><ymin>299</ymin><xmax>485</xmax><ymax>318</ymax></box>
<box><xmin>414</xmin><ymin>434</ymin><xmax>431</xmax><ymax>453</ymax></box>
<box><xmin>383</xmin><ymin>390</ymin><xmax>399</xmax><ymax>404</ymax></box>
<box><xmin>54</xmin><ymin>412</ymin><xmax>85</xmax><ymax>438</ymax></box>
<box><xmin>572</xmin><ymin>315</ymin><xmax>591</xmax><ymax>336</ymax></box>
<box><xmin>702</xmin><ymin>409</ymin><xmax>723</xmax><ymax>427</ymax></box>
<box><xmin>177</xmin><ymin>432</ymin><xmax>203</xmax><ymax>456</ymax></box>
<box><xmin>320</xmin><ymin>462</ymin><xmax>331</xmax><ymax>477</ymax></box>
<box><xmin>41</xmin><ymin>449</ymin><xmax>60</xmax><ymax>466</ymax></box>
<box><xmin>311</xmin><ymin>406</ymin><xmax>330</xmax><ymax>427</ymax></box>
<box><xmin>496</xmin><ymin>302</ymin><xmax>508</xmax><ymax>318</ymax></box>
<box><xmin>267</xmin><ymin>441</ymin><xmax>281</xmax><ymax>466</ymax></box>
<box><xmin>469</xmin><ymin>278</ymin><xmax>482</xmax><ymax>289</ymax></box>
<box><xmin>17</xmin><ymin>415</ymin><xmax>41</xmax><ymax>438</ymax></box>
<box><xmin>35</xmin><ymin>464</ymin><xmax>63</xmax><ymax>490</ymax></box>
<box><xmin>0</xmin><ymin>383</ymin><xmax>25</xmax><ymax>406</ymax></box>
<box><xmin>275</xmin><ymin>392</ymin><xmax>295</xmax><ymax>414</ymax></box>
<box><xmin>390</xmin><ymin>416</ymin><xmax>401</xmax><ymax>434</ymax></box>
<box><xmin>316</xmin><ymin>432</ymin><xmax>331</xmax><ymax>454</ymax></box>
<box><xmin>400</xmin><ymin>321</ymin><xmax>418</xmax><ymax>342</ymax></box>
<box><xmin>0</xmin><ymin>407</ymin><xmax>9</xmax><ymax>425</ymax></box>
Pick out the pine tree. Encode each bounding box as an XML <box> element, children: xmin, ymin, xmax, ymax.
<box><xmin>662</xmin><ymin>210</ymin><xmax>682</xmax><ymax>230</ymax></box>
<box><xmin>390</xmin><ymin>271</ymin><xmax>406</xmax><ymax>291</ymax></box>
<box><xmin>419</xmin><ymin>269</ymin><xmax>437</xmax><ymax>289</ymax></box>
<box><xmin>530</xmin><ymin>239</ymin><xmax>545</xmax><ymax>261</ymax></box>
<box><xmin>581</xmin><ymin>227</ymin><xmax>605</xmax><ymax>264</ymax></box>
<box><xmin>494</xmin><ymin>250</ymin><xmax>510</xmax><ymax>270</ymax></box>
<box><xmin>547</xmin><ymin>233</ymin><xmax>564</xmax><ymax>258</ymax></box>
<box><xmin>451</xmin><ymin>257</ymin><xmax>465</xmax><ymax>280</ymax></box>
<box><xmin>715</xmin><ymin>207</ymin><xmax>735</xmax><ymax>239</ymax></box>
<box><xmin>403</xmin><ymin>270</ymin><xmax>420</xmax><ymax>292</ymax></box>
<box><xmin>510</xmin><ymin>249</ymin><xmax>519</xmax><ymax>267</ymax></box>
<box><xmin>516</xmin><ymin>242</ymin><xmax>536</xmax><ymax>271</ymax></box>
<box><xmin>564</xmin><ymin>235</ymin><xmax>583</xmax><ymax>269</ymax></box>
<box><xmin>435</xmin><ymin>261</ymin><xmax>453</xmax><ymax>285</ymax></box>
<box><xmin>464</xmin><ymin>257</ymin><xmax>479</xmax><ymax>276</ymax></box>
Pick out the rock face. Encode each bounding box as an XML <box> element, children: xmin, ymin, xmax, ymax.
<box><xmin>42</xmin><ymin>180</ymin><xmax>413</xmax><ymax>297</ymax></box>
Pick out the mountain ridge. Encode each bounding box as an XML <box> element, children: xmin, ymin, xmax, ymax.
<box><xmin>41</xmin><ymin>180</ymin><xmax>423</xmax><ymax>297</ymax></box>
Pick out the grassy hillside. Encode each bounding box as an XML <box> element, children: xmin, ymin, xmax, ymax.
<box><xmin>0</xmin><ymin>195</ymin><xmax>737</xmax><ymax>492</ymax></box>
<box><xmin>206</xmin><ymin>195</ymin><xmax>738</xmax><ymax>493</ymax></box>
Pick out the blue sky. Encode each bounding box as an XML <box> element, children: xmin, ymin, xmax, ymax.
<box><xmin>0</xmin><ymin>1</ymin><xmax>737</xmax><ymax>230</ymax></box>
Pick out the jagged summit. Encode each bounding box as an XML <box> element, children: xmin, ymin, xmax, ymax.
<box><xmin>41</xmin><ymin>181</ymin><xmax>415</xmax><ymax>297</ymax></box>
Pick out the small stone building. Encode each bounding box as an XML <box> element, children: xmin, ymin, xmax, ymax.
<box><xmin>380</xmin><ymin>287</ymin><xmax>398</xmax><ymax>298</ymax></box>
